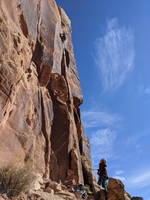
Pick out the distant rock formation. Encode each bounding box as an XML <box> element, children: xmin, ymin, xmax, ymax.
<box><xmin>0</xmin><ymin>0</ymin><xmax>143</xmax><ymax>199</ymax></box>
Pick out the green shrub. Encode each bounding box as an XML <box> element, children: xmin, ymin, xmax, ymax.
<box><xmin>0</xmin><ymin>166</ymin><xmax>35</xmax><ymax>197</ymax></box>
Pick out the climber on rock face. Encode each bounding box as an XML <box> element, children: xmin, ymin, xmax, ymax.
<box><xmin>97</xmin><ymin>159</ymin><xmax>108</xmax><ymax>191</ymax></box>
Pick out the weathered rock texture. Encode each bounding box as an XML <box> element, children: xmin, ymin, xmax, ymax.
<box><xmin>102</xmin><ymin>178</ymin><xmax>143</xmax><ymax>200</ymax></box>
<box><xmin>0</xmin><ymin>0</ymin><xmax>96</xmax><ymax>191</ymax></box>
<box><xmin>95</xmin><ymin>178</ymin><xmax>143</xmax><ymax>200</ymax></box>
<box><xmin>107</xmin><ymin>178</ymin><xmax>131</xmax><ymax>200</ymax></box>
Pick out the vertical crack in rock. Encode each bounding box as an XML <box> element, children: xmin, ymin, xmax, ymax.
<box><xmin>37</xmin><ymin>0</ymin><xmax>42</xmax><ymax>39</ymax></box>
<box><xmin>61</xmin><ymin>49</ymin><xmax>72</xmax><ymax>112</ymax></box>
<box><xmin>61</xmin><ymin>49</ymin><xmax>70</xmax><ymax>76</ymax></box>
<box><xmin>19</xmin><ymin>13</ymin><xmax>28</xmax><ymax>38</ymax></box>
<box><xmin>73</xmin><ymin>108</ymin><xmax>82</xmax><ymax>137</ymax></box>
<box><xmin>73</xmin><ymin>106</ymin><xmax>84</xmax><ymax>157</ymax></box>
<box><xmin>40</xmin><ymin>92</ymin><xmax>50</xmax><ymax>178</ymax></box>
<box><xmin>79</xmin><ymin>137</ymin><xmax>83</xmax><ymax>155</ymax></box>
<box><xmin>31</xmin><ymin>0</ymin><xmax>43</xmax><ymax>78</ymax></box>
<box><xmin>82</xmin><ymin>164</ymin><xmax>92</xmax><ymax>188</ymax></box>
<box><xmin>48</xmin><ymin>80</ymin><xmax>70</xmax><ymax>182</ymax></box>
<box><xmin>31</xmin><ymin>0</ymin><xmax>53</xmax><ymax>87</ymax></box>
<box><xmin>32</xmin><ymin>40</ymin><xmax>44</xmax><ymax>76</ymax></box>
<box><xmin>17</xmin><ymin>4</ymin><xmax>28</xmax><ymax>38</ymax></box>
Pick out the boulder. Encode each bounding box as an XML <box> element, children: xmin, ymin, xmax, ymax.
<box><xmin>107</xmin><ymin>178</ymin><xmax>131</xmax><ymax>200</ymax></box>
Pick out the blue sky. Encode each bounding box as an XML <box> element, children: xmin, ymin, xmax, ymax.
<box><xmin>56</xmin><ymin>0</ymin><xmax>150</xmax><ymax>199</ymax></box>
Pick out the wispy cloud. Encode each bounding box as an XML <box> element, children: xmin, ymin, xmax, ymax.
<box><xmin>82</xmin><ymin>111</ymin><xmax>121</xmax><ymax>128</ymax></box>
<box><xmin>131</xmin><ymin>171</ymin><xmax>150</xmax><ymax>187</ymax></box>
<box><xmin>126</xmin><ymin>129</ymin><xmax>150</xmax><ymax>147</ymax></box>
<box><xmin>82</xmin><ymin>109</ymin><xmax>122</xmax><ymax>167</ymax></box>
<box><xmin>95</xmin><ymin>17</ymin><xmax>135</xmax><ymax>91</ymax></box>
<box><xmin>114</xmin><ymin>175</ymin><xmax>126</xmax><ymax>182</ymax></box>
<box><xmin>125</xmin><ymin>130</ymin><xmax>149</xmax><ymax>156</ymax></box>
<box><xmin>90</xmin><ymin>128</ymin><xmax>117</xmax><ymax>167</ymax></box>
<box><xmin>113</xmin><ymin>170</ymin><xmax>126</xmax><ymax>182</ymax></box>
<box><xmin>127</xmin><ymin>169</ymin><xmax>150</xmax><ymax>189</ymax></box>
<box><xmin>115</xmin><ymin>170</ymin><xmax>124</xmax><ymax>175</ymax></box>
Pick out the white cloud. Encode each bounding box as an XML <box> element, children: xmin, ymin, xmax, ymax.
<box><xmin>95</xmin><ymin>17</ymin><xmax>135</xmax><ymax>91</ymax></box>
<box><xmin>82</xmin><ymin>110</ymin><xmax>121</xmax><ymax>128</ymax></box>
<box><xmin>90</xmin><ymin>128</ymin><xmax>117</xmax><ymax>162</ymax></box>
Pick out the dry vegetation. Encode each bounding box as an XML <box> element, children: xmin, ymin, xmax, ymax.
<box><xmin>0</xmin><ymin>166</ymin><xmax>35</xmax><ymax>197</ymax></box>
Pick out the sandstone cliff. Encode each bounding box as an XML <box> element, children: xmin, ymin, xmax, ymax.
<box><xmin>0</xmin><ymin>0</ymin><xmax>143</xmax><ymax>199</ymax></box>
<box><xmin>0</xmin><ymin>0</ymin><xmax>96</xmax><ymax>193</ymax></box>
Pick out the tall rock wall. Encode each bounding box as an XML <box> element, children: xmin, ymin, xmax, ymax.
<box><xmin>0</xmin><ymin>0</ymin><xmax>95</xmax><ymax>189</ymax></box>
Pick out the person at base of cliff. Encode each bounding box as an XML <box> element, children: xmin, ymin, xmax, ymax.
<box><xmin>97</xmin><ymin>158</ymin><xmax>108</xmax><ymax>191</ymax></box>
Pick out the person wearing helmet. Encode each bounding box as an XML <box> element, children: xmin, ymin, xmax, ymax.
<box><xmin>97</xmin><ymin>159</ymin><xmax>108</xmax><ymax>190</ymax></box>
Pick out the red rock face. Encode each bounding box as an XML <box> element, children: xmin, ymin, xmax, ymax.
<box><xmin>0</xmin><ymin>0</ymin><xmax>96</xmax><ymax>188</ymax></box>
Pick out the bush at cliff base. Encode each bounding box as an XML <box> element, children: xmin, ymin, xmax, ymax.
<box><xmin>0</xmin><ymin>166</ymin><xmax>36</xmax><ymax>197</ymax></box>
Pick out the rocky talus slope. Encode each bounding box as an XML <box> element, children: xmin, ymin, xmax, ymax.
<box><xmin>0</xmin><ymin>0</ymin><xmax>143</xmax><ymax>199</ymax></box>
